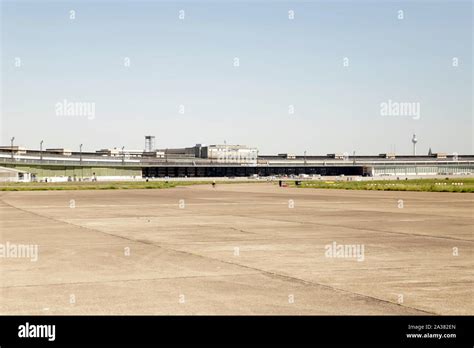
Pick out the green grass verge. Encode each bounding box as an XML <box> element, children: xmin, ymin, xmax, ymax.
<box><xmin>3</xmin><ymin>178</ymin><xmax>473</xmax><ymax>192</ymax></box>
<box><xmin>292</xmin><ymin>178</ymin><xmax>474</xmax><ymax>193</ymax></box>
<box><xmin>0</xmin><ymin>180</ymin><xmax>253</xmax><ymax>191</ymax></box>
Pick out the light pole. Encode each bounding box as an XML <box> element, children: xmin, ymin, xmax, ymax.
<box><xmin>79</xmin><ymin>144</ymin><xmax>83</xmax><ymax>179</ymax></box>
<box><xmin>304</xmin><ymin>150</ymin><xmax>307</xmax><ymax>166</ymax></box>
<box><xmin>122</xmin><ymin>146</ymin><xmax>125</xmax><ymax>165</ymax></box>
<box><xmin>412</xmin><ymin>134</ymin><xmax>418</xmax><ymax>156</ymax></box>
<box><xmin>40</xmin><ymin>140</ymin><xmax>44</xmax><ymax>162</ymax></box>
<box><xmin>79</xmin><ymin>144</ymin><xmax>83</xmax><ymax>164</ymax></box>
<box><xmin>10</xmin><ymin>137</ymin><xmax>15</xmax><ymax>161</ymax></box>
<box><xmin>224</xmin><ymin>140</ymin><xmax>227</xmax><ymax>164</ymax></box>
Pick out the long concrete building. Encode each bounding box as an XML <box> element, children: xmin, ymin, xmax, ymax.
<box><xmin>0</xmin><ymin>143</ymin><xmax>473</xmax><ymax>181</ymax></box>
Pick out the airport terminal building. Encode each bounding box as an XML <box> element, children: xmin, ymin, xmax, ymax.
<box><xmin>0</xmin><ymin>141</ymin><xmax>472</xmax><ymax>181</ymax></box>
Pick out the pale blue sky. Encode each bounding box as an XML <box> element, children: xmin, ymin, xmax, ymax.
<box><xmin>1</xmin><ymin>0</ymin><xmax>472</xmax><ymax>154</ymax></box>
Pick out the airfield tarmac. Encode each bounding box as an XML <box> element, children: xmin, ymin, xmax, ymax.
<box><xmin>0</xmin><ymin>183</ymin><xmax>472</xmax><ymax>315</ymax></box>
